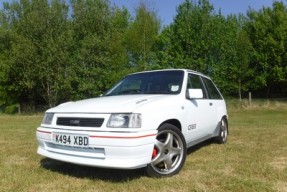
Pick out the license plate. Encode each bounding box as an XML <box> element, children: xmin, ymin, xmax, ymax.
<box><xmin>52</xmin><ymin>133</ymin><xmax>89</xmax><ymax>147</ymax></box>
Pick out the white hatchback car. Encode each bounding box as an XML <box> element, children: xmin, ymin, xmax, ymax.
<box><xmin>36</xmin><ymin>69</ymin><xmax>228</xmax><ymax>177</ymax></box>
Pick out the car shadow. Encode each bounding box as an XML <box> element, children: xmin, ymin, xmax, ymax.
<box><xmin>40</xmin><ymin>158</ymin><xmax>146</xmax><ymax>182</ymax></box>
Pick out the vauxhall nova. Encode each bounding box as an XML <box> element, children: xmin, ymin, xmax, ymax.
<box><xmin>36</xmin><ymin>69</ymin><xmax>228</xmax><ymax>177</ymax></box>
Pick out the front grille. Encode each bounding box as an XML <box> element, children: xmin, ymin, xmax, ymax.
<box><xmin>57</xmin><ymin>117</ymin><xmax>104</xmax><ymax>127</ymax></box>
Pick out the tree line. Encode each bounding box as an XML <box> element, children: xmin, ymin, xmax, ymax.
<box><xmin>0</xmin><ymin>0</ymin><xmax>286</xmax><ymax>113</ymax></box>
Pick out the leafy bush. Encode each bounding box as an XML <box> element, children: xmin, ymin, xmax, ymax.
<box><xmin>4</xmin><ymin>104</ymin><xmax>19</xmax><ymax>114</ymax></box>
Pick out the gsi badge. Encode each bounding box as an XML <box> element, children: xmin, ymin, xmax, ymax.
<box><xmin>188</xmin><ymin>124</ymin><xmax>196</xmax><ymax>130</ymax></box>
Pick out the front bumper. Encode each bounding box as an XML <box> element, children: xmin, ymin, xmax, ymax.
<box><xmin>36</xmin><ymin>127</ymin><xmax>157</xmax><ymax>169</ymax></box>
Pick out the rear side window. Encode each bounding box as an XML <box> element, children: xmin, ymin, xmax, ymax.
<box><xmin>187</xmin><ymin>74</ymin><xmax>207</xmax><ymax>99</ymax></box>
<box><xmin>202</xmin><ymin>78</ymin><xmax>222</xmax><ymax>100</ymax></box>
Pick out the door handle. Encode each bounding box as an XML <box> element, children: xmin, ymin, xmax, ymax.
<box><xmin>209</xmin><ymin>102</ymin><xmax>213</xmax><ymax>106</ymax></box>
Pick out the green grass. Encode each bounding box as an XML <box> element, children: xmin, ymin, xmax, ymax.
<box><xmin>1</xmin><ymin>100</ymin><xmax>287</xmax><ymax>192</ymax></box>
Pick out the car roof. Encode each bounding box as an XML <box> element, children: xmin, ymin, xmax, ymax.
<box><xmin>129</xmin><ymin>69</ymin><xmax>210</xmax><ymax>79</ymax></box>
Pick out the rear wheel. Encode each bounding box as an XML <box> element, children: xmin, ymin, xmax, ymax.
<box><xmin>215</xmin><ymin>118</ymin><xmax>228</xmax><ymax>144</ymax></box>
<box><xmin>146</xmin><ymin>123</ymin><xmax>187</xmax><ymax>177</ymax></box>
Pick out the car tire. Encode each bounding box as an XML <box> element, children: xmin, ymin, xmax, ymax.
<box><xmin>146</xmin><ymin>123</ymin><xmax>187</xmax><ymax>177</ymax></box>
<box><xmin>215</xmin><ymin>117</ymin><xmax>228</xmax><ymax>144</ymax></box>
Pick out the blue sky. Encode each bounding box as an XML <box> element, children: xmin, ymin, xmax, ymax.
<box><xmin>110</xmin><ymin>0</ymin><xmax>276</xmax><ymax>26</ymax></box>
<box><xmin>0</xmin><ymin>0</ymin><xmax>276</xmax><ymax>26</ymax></box>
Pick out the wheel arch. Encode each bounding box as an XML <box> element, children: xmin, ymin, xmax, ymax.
<box><xmin>158</xmin><ymin>119</ymin><xmax>182</xmax><ymax>131</ymax></box>
<box><xmin>222</xmin><ymin>115</ymin><xmax>229</xmax><ymax>130</ymax></box>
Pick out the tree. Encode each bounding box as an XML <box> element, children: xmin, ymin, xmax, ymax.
<box><xmin>213</xmin><ymin>14</ymin><xmax>253</xmax><ymax>99</ymax></box>
<box><xmin>70</xmin><ymin>0</ymin><xmax>130</xmax><ymax>99</ymax></box>
<box><xmin>234</xmin><ymin>17</ymin><xmax>254</xmax><ymax>101</ymax></box>
<box><xmin>0</xmin><ymin>27</ymin><xmax>19</xmax><ymax>107</ymax></box>
<box><xmin>0</xmin><ymin>0</ymin><xmax>72</xmax><ymax>108</ymax></box>
<box><xmin>246</xmin><ymin>1</ymin><xmax>287</xmax><ymax>97</ymax></box>
<box><xmin>125</xmin><ymin>1</ymin><xmax>160</xmax><ymax>70</ymax></box>
<box><xmin>155</xmin><ymin>0</ymin><xmax>240</xmax><ymax>96</ymax></box>
<box><xmin>155</xmin><ymin>0</ymin><xmax>230</xmax><ymax>73</ymax></box>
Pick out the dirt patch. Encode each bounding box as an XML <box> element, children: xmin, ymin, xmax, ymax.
<box><xmin>275</xmin><ymin>181</ymin><xmax>287</xmax><ymax>192</ymax></box>
<box><xmin>270</xmin><ymin>157</ymin><xmax>287</xmax><ymax>171</ymax></box>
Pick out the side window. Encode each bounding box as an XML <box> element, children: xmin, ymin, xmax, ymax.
<box><xmin>187</xmin><ymin>74</ymin><xmax>207</xmax><ymax>98</ymax></box>
<box><xmin>202</xmin><ymin>78</ymin><xmax>222</xmax><ymax>100</ymax></box>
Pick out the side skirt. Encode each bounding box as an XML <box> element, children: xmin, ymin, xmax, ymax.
<box><xmin>186</xmin><ymin>134</ymin><xmax>217</xmax><ymax>148</ymax></box>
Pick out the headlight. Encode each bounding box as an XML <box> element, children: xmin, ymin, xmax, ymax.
<box><xmin>107</xmin><ymin>113</ymin><xmax>141</xmax><ymax>128</ymax></box>
<box><xmin>41</xmin><ymin>113</ymin><xmax>54</xmax><ymax>125</ymax></box>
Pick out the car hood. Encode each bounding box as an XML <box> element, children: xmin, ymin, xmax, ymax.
<box><xmin>47</xmin><ymin>95</ymin><xmax>175</xmax><ymax>113</ymax></box>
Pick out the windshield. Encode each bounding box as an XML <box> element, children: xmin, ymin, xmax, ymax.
<box><xmin>104</xmin><ymin>70</ymin><xmax>184</xmax><ymax>96</ymax></box>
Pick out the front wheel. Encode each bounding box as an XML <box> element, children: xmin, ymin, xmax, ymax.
<box><xmin>146</xmin><ymin>123</ymin><xmax>187</xmax><ymax>177</ymax></box>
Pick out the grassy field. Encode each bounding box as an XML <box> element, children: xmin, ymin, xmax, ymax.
<box><xmin>0</xmin><ymin>100</ymin><xmax>287</xmax><ymax>192</ymax></box>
